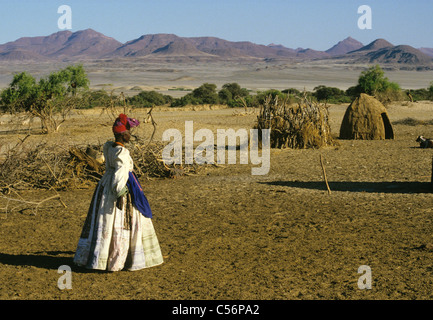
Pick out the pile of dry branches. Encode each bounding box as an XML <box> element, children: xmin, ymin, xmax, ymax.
<box><xmin>255</xmin><ymin>95</ymin><xmax>335</xmax><ymax>149</ymax></box>
<box><xmin>129</xmin><ymin>138</ymin><xmax>203</xmax><ymax>179</ymax></box>
<box><xmin>0</xmin><ymin>137</ymin><xmax>204</xmax><ymax>193</ymax></box>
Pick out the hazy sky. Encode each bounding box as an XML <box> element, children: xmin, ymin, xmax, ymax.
<box><xmin>0</xmin><ymin>0</ymin><xmax>432</xmax><ymax>50</ymax></box>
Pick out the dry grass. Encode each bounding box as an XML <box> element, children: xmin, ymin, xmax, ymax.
<box><xmin>393</xmin><ymin>117</ymin><xmax>433</xmax><ymax>126</ymax></box>
<box><xmin>255</xmin><ymin>95</ymin><xmax>335</xmax><ymax>149</ymax></box>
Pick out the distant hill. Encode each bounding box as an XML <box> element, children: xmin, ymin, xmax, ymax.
<box><xmin>0</xmin><ymin>31</ymin><xmax>73</xmax><ymax>56</ymax></box>
<box><xmin>0</xmin><ymin>49</ymin><xmax>48</xmax><ymax>61</ymax></box>
<box><xmin>151</xmin><ymin>38</ymin><xmax>215</xmax><ymax>57</ymax></box>
<box><xmin>296</xmin><ymin>48</ymin><xmax>330</xmax><ymax>59</ymax></box>
<box><xmin>191</xmin><ymin>37</ymin><xmax>298</xmax><ymax>59</ymax></box>
<box><xmin>105</xmin><ymin>33</ymin><xmax>181</xmax><ymax>57</ymax></box>
<box><xmin>359</xmin><ymin>45</ymin><xmax>433</xmax><ymax>65</ymax></box>
<box><xmin>419</xmin><ymin>47</ymin><xmax>433</xmax><ymax>57</ymax></box>
<box><xmin>348</xmin><ymin>38</ymin><xmax>394</xmax><ymax>54</ymax></box>
<box><xmin>50</xmin><ymin>29</ymin><xmax>122</xmax><ymax>58</ymax></box>
<box><xmin>0</xmin><ymin>29</ymin><xmax>121</xmax><ymax>60</ymax></box>
<box><xmin>0</xmin><ymin>29</ymin><xmax>431</xmax><ymax>67</ymax></box>
<box><xmin>325</xmin><ymin>37</ymin><xmax>364</xmax><ymax>56</ymax></box>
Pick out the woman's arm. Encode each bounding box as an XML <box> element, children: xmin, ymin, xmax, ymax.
<box><xmin>112</xmin><ymin>147</ymin><xmax>130</xmax><ymax>197</ymax></box>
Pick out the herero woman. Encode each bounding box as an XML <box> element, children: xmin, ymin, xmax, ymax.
<box><xmin>73</xmin><ymin>114</ymin><xmax>163</xmax><ymax>271</ymax></box>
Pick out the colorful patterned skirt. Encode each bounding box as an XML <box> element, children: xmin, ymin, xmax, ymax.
<box><xmin>73</xmin><ymin>182</ymin><xmax>164</xmax><ymax>271</ymax></box>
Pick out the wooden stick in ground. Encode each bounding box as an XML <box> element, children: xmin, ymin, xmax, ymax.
<box><xmin>431</xmin><ymin>155</ymin><xmax>433</xmax><ymax>191</ymax></box>
<box><xmin>320</xmin><ymin>153</ymin><xmax>331</xmax><ymax>195</ymax></box>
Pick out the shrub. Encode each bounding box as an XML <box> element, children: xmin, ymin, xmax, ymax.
<box><xmin>282</xmin><ymin>88</ymin><xmax>302</xmax><ymax>96</ymax></box>
<box><xmin>170</xmin><ymin>93</ymin><xmax>200</xmax><ymax>107</ymax></box>
<box><xmin>313</xmin><ymin>85</ymin><xmax>351</xmax><ymax>103</ymax></box>
<box><xmin>428</xmin><ymin>81</ymin><xmax>433</xmax><ymax>100</ymax></box>
<box><xmin>217</xmin><ymin>83</ymin><xmax>250</xmax><ymax>107</ymax></box>
<box><xmin>128</xmin><ymin>90</ymin><xmax>173</xmax><ymax>108</ymax></box>
<box><xmin>170</xmin><ymin>83</ymin><xmax>219</xmax><ymax>107</ymax></box>
<box><xmin>192</xmin><ymin>83</ymin><xmax>219</xmax><ymax>104</ymax></box>
<box><xmin>404</xmin><ymin>89</ymin><xmax>429</xmax><ymax>102</ymax></box>
<box><xmin>218</xmin><ymin>88</ymin><xmax>232</xmax><ymax>104</ymax></box>
<box><xmin>78</xmin><ymin>89</ymin><xmax>113</xmax><ymax>109</ymax></box>
<box><xmin>346</xmin><ymin>86</ymin><xmax>361</xmax><ymax>100</ymax></box>
<box><xmin>254</xmin><ymin>89</ymin><xmax>287</xmax><ymax>104</ymax></box>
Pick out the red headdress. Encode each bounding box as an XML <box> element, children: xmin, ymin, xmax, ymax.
<box><xmin>112</xmin><ymin>114</ymin><xmax>140</xmax><ymax>134</ymax></box>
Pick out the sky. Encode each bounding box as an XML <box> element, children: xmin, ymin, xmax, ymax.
<box><xmin>0</xmin><ymin>0</ymin><xmax>432</xmax><ymax>50</ymax></box>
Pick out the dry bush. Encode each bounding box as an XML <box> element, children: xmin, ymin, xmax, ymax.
<box><xmin>0</xmin><ymin>137</ymin><xmax>205</xmax><ymax>193</ymax></box>
<box><xmin>254</xmin><ymin>95</ymin><xmax>335</xmax><ymax>149</ymax></box>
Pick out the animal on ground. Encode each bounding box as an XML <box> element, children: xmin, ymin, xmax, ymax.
<box><xmin>416</xmin><ymin>135</ymin><xmax>433</xmax><ymax>148</ymax></box>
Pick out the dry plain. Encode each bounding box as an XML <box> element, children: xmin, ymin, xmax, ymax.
<box><xmin>1</xmin><ymin>60</ymin><xmax>433</xmax><ymax>300</ymax></box>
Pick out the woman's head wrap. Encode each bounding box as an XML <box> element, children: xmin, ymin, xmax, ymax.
<box><xmin>112</xmin><ymin>114</ymin><xmax>140</xmax><ymax>134</ymax></box>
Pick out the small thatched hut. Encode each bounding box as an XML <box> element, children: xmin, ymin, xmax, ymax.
<box><xmin>255</xmin><ymin>95</ymin><xmax>335</xmax><ymax>149</ymax></box>
<box><xmin>339</xmin><ymin>93</ymin><xmax>394</xmax><ymax>140</ymax></box>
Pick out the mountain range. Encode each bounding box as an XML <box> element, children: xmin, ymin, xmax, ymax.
<box><xmin>0</xmin><ymin>28</ymin><xmax>432</xmax><ymax>66</ymax></box>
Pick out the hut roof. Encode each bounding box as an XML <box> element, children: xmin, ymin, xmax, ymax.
<box><xmin>339</xmin><ymin>93</ymin><xmax>394</xmax><ymax>140</ymax></box>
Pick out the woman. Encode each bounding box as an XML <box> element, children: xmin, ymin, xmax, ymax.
<box><xmin>73</xmin><ymin>114</ymin><xmax>163</xmax><ymax>271</ymax></box>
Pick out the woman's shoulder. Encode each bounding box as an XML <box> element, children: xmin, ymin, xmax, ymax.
<box><xmin>104</xmin><ymin>141</ymin><xmax>130</xmax><ymax>157</ymax></box>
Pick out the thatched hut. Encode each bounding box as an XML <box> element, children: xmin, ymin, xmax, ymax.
<box><xmin>339</xmin><ymin>93</ymin><xmax>394</xmax><ymax>140</ymax></box>
<box><xmin>255</xmin><ymin>95</ymin><xmax>335</xmax><ymax>149</ymax></box>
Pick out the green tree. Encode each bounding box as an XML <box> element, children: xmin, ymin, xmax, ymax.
<box><xmin>38</xmin><ymin>64</ymin><xmax>89</xmax><ymax>99</ymax></box>
<box><xmin>192</xmin><ymin>83</ymin><xmax>219</xmax><ymax>104</ymax></box>
<box><xmin>65</xmin><ymin>65</ymin><xmax>90</xmax><ymax>96</ymax></box>
<box><xmin>221</xmin><ymin>83</ymin><xmax>249</xmax><ymax>99</ymax></box>
<box><xmin>218</xmin><ymin>83</ymin><xmax>250</xmax><ymax>107</ymax></box>
<box><xmin>357</xmin><ymin>65</ymin><xmax>400</xmax><ymax>96</ymax></box>
<box><xmin>345</xmin><ymin>86</ymin><xmax>360</xmax><ymax>99</ymax></box>
<box><xmin>171</xmin><ymin>83</ymin><xmax>220</xmax><ymax>107</ymax></box>
<box><xmin>0</xmin><ymin>72</ymin><xmax>38</xmax><ymax>112</ymax></box>
<box><xmin>282</xmin><ymin>88</ymin><xmax>302</xmax><ymax>96</ymax></box>
<box><xmin>313</xmin><ymin>85</ymin><xmax>350</xmax><ymax>103</ymax></box>
<box><xmin>128</xmin><ymin>90</ymin><xmax>173</xmax><ymax>108</ymax></box>
<box><xmin>255</xmin><ymin>89</ymin><xmax>287</xmax><ymax>105</ymax></box>
<box><xmin>218</xmin><ymin>88</ymin><xmax>232</xmax><ymax>104</ymax></box>
<box><xmin>0</xmin><ymin>65</ymin><xmax>90</xmax><ymax>132</ymax></box>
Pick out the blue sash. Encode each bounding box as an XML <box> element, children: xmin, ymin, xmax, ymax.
<box><xmin>126</xmin><ymin>171</ymin><xmax>153</xmax><ymax>219</ymax></box>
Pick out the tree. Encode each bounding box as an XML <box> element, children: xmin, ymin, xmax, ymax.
<box><xmin>255</xmin><ymin>89</ymin><xmax>287</xmax><ymax>105</ymax></box>
<box><xmin>349</xmin><ymin>65</ymin><xmax>404</xmax><ymax>104</ymax></box>
<box><xmin>38</xmin><ymin>64</ymin><xmax>89</xmax><ymax>99</ymax></box>
<box><xmin>221</xmin><ymin>83</ymin><xmax>249</xmax><ymax>99</ymax></box>
<box><xmin>0</xmin><ymin>65</ymin><xmax>90</xmax><ymax>133</ymax></box>
<box><xmin>218</xmin><ymin>83</ymin><xmax>250</xmax><ymax>107</ymax></box>
<box><xmin>128</xmin><ymin>90</ymin><xmax>173</xmax><ymax>108</ymax></box>
<box><xmin>0</xmin><ymin>72</ymin><xmax>38</xmax><ymax>113</ymax></box>
<box><xmin>192</xmin><ymin>83</ymin><xmax>219</xmax><ymax>104</ymax></box>
<box><xmin>65</xmin><ymin>65</ymin><xmax>90</xmax><ymax>96</ymax></box>
<box><xmin>356</xmin><ymin>65</ymin><xmax>400</xmax><ymax>96</ymax></box>
<box><xmin>313</xmin><ymin>85</ymin><xmax>350</xmax><ymax>103</ymax></box>
<box><xmin>218</xmin><ymin>88</ymin><xmax>232</xmax><ymax>104</ymax></box>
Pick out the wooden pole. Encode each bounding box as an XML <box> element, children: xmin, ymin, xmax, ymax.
<box><xmin>320</xmin><ymin>153</ymin><xmax>332</xmax><ymax>195</ymax></box>
<box><xmin>431</xmin><ymin>155</ymin><xmax>433</xmax><ymax>192</ymax></box>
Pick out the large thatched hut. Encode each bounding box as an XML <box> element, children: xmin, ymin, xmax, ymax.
<box><xmin>339</xmin><ymin>93</ymin><xmax>394</xmax><ymax>140</ymax></box>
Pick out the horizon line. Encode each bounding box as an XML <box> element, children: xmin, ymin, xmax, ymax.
<box><xmin>2</xmin><ymin>27</ymin><xmax>432</xmax><ymax>52</ymax></box>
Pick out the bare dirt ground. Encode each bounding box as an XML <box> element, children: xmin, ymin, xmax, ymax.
<box><xmin>1</xmin><ymin>100</ymin><xmax>433</xmax><ymax>300</ymax></box>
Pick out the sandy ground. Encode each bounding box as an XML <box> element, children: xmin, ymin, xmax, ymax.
<box><xmin>2</xmin><ymin>60</ymin><xmax>433</xmax><ymax>97</ymax></box>
<box><xmin>1</xmin><ymin>100</ymin><xmax>433</xmax><ymax>300</ymax></box>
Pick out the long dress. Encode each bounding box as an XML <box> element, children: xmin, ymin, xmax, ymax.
<box><xmin>73</xmin><ymin>141</ymin><xmax>164</xmax><ymax>271</ymax></box>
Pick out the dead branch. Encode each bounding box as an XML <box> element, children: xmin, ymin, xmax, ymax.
<box><xmin>0</xmin><ymin>193</ymin><xmax>66</xmax><ymax>216</ymax></box>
